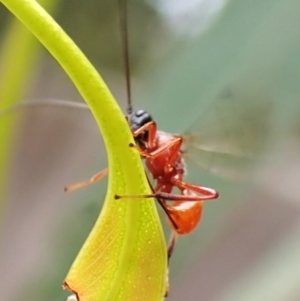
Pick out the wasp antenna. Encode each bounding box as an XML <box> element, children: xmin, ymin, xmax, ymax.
<box><xmin>119</xmin><ymin>0</ymin><xmax>132</xmax><ymax>115</ymax></box>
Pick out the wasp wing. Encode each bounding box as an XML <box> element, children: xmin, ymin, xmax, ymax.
<box><xmin>182</xmin><ymin>85</ymin><xmax>272</xmax><ymax>179</ymax></box>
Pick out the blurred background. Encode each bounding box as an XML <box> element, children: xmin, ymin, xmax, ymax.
<box><xmin>1</xmin><ymin>0</ymin><xmax>300</xmax><ymax>300</ymax></box>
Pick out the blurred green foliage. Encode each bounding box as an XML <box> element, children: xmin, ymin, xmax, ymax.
<box><xmin>1</xmin><ymin>0</ymin><xmax>300</xmax><ymax>301</ymax></box>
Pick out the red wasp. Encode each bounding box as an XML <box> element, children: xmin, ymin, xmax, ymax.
<box><xmin>64</xmin><ymin>105</ymin><xmax>219</xmax><ymax>259</ymax></box>
<box><xmin>3</xmin><ymin>0</ymin><xmax>270</xmax><ymax>297</ymax></box>
<box><xmin>60</xmin><ymin>3</ymin><xmax>270</xmax><ymax>297</ymax></box>
<box><xmin>64</xmin><ymin>0</ymin><xmax>220</xmax><ymax>263</ymax></box>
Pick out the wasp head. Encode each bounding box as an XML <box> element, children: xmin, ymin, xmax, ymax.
<box><xmin>128</xmin><ymin>109</ymin><xmax>152</xmax><ymax>147</ymax></box>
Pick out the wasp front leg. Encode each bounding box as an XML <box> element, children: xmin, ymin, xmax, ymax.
<box><xmin>131</xmin><ymin>121</ymin><xmax>157</xmax><ymax>149</ymax></box>
<box><xmin>64</xmin><ymin>168</ymin><xmax>108</xmax><ymax>192</ymax></box>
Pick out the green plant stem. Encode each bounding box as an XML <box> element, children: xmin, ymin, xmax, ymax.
<box><xmin>0</xmin><ymin>0</ymin><xmax>166</xmax><ymax>300</ymax></box>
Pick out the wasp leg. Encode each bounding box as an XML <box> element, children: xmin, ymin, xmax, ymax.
<box><xmin>64</xmin><ymin>168</ymin><xmax>108</xmax><ymax>192</ymax></box>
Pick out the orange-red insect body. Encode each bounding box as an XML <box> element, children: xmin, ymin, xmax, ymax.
<box><xmin>166</xmin><ymin>200</ymin><xmax>203</xmax><ymax>235</ymax></box>
<box><xmin>128</xmin><ymin>109</ymin><xmax>219</xmax><ymax>235</ymax></box>
<box><xmin>144</xmin><ymin>132</ymin><xmax>203</xmax><ymax>235</ymax></box>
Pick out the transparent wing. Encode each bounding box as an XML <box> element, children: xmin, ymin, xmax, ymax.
<box><xmin>182</xmin><ymin>85</ymin><xmax>272</xmax><ymax>179</ymax></box>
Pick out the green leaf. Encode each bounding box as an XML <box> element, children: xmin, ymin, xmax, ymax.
<box><xmin>0</xmin><ymin>0</ymin><xmax>167</xmax><ymax>300</ymax></box>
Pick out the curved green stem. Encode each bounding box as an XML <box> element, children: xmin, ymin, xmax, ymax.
<box><xmin>0</xmin><ymin>0</ymin><xmax>167</xmax><ymax>300</ymax></box>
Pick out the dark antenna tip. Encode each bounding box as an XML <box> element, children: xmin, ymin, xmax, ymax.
<box><xmin>119</xmin><ymin>0</ymin><xmax>132</xmax><ymax>114</ymax></box>
<box><xmin>127</xmin><ymin>105</ymin><xmax>132</xmax><ymax>115</ymax></box>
